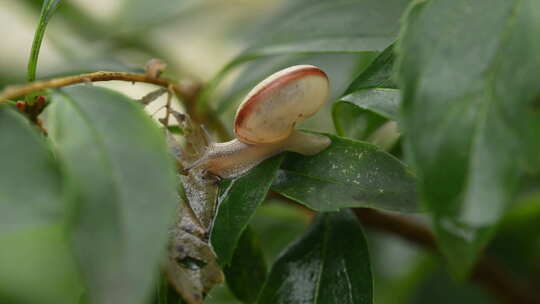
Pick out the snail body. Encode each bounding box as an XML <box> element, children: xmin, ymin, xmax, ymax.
<box><xmin>191</xmin><ymin>65</ymin><xmax>331</xmax><ymax>179</ymax></box>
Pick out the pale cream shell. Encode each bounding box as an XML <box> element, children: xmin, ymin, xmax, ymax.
<box><xmin>234</xmin><ymin>65</ymin><xmax>329</xmax><ymax>144</ymax></box>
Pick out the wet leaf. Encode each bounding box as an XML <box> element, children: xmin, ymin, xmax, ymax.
<box><xmin>258</xmin><ymin>210</ymin><xmax>372</xmax><ymax>304</ymax></box>
<box><xmin>272</xmin><ymin>133</ymin><xmax>418</xmax><ymax>212</ymax></box>
<box><xmin>47</xmin><ymin>86</ymin><xmax>178</xmax><ymax>304</ymax></box>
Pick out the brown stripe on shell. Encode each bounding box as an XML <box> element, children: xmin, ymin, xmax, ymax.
<box><xmin>234</xmin><ymin>66</ymin><xmax>328</xmax><ymax>144</ymax></box>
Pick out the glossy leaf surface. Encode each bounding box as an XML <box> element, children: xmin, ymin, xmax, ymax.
<box><xmin>272</xmin><ymin>133</ymin><xmax>417</xmax><ymax>212</ymax></box>
<box><xmin>48</xmin><ymin>86</ymin><xmax>178</xmax><ymax>304</ymax></box>
<box><xmin>397</xmin><ymin>0</ymin><xmax>540</xmax><ymax>278</ymax></box>
<box><xmin>258</xmin><ymin>210</ymin><xmax>372</xmax><ymax>304</ymax></box>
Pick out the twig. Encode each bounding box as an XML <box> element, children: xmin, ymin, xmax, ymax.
<box><xmin>0</xmin><ymin>71</ymin><xmax>230</xmax><ymax>140</ymax></box>
<box><xmin>353</xmin><ymin>208</ymin><xmax>540</xmax><ymax>304</ymax></box>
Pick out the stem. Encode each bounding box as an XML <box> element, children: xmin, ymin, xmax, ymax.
<box><xmin>0</xmin><ymin>71</ymin><xmax>230</xmax><ymax>140</ymax></box>
<box><xmin>1</xmin><ymin>72</ymin><xmax>184</xmax><ymax>103</ymax></box>
<box><xmin>27</xmin><ymin>0</ymin><xmax>61</xmax><ymax>82</ymax></box>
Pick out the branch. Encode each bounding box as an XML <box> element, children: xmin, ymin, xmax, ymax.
<box><xmin>0</xmin><ymin>71</ymin><xmax>230</xmax><ymax>140</ymax></box>
<box><xmin>353</xmin><ymin>208</ymin><xmax>540</xmax><ymax>304</ymax></box>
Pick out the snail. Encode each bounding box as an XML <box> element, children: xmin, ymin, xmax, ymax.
<box><xmin>188</xmin><ymin>65</ymin><xmax>332</xmax><ymax>179</ymax></box>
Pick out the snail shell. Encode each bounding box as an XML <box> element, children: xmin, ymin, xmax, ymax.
<box><xmin>234</xmin><ymin>65</ymin><xmax>329</xmax><ymax>145</ymax></box>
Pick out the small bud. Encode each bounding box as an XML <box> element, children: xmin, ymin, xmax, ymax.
<box><xmin>15</xmin><ymin>101</ymin><xmax>26</xmax><ymax>112</ymax></box>
<box><xmin>145</xmin><ymin>58</ymin><xmax>167</xmax><ymax>78</ymax></box>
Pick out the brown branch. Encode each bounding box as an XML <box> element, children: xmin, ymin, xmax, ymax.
<box><xmin>0</xmin><ymin>72</ymin><xmax>185</xmax><ymax>103</ymax></box>
<box><xmin>0</xmin><ymin>72</ymin><xmax>230</xmax><ymax>140</ymax></box>
<box><xmin>353</xmin><ymin>208</ymin><xmax>540</xmax><ymax>304</ymax></box>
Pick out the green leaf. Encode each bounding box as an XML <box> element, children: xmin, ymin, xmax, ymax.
<box><xmin>224</xmin><ymin>227</ymin><xmax>268</xmax><ymax>304</ymax></box>
<box><xmin>243</xmin><ymin>0</ymin><xmax>408</xmax><ymax>57</ymax></box>
<box><xmin>396</xmin><ymin>0</ymin><xmax>540</xmax><ymax>278</ymax></box>
<box><xmin>250</xmin><ymin>203</ymin><xmax>311</xmax><ymax>264</ymax></box>
<box><xmin>272</xmin><ymin>133</ymin><xmax>418</xmax><ymax>212</ymax></box>
<box><xmin>27</xmin><ymin>0</ymin><xmax>61</xmax><ymax>82</ymax></box>
<box><xmin>333</xmin><ymin>45</ymin><xmax>400</xmax><ymax>140</ymax></box>
<box><xmin>0</xmin><ymin>107</ymin><xmax>62</xmax><ymax>234</ymax></box>
<box><xmin>114</xmin><ymin>0</ymin><xmax>203</xmax><ymax>34</ymax></box>
<box><xmin>339</xmin><ymin>89</ymin><xmax>400</xmax><ymax>121</ymax></box>
<box><xmin>333</xmin><ymin>89</ymin><xmax>400</xmax><ymax>141</ymax></box>
<box><xmin>0</xmin><ymin>227</ymin><xmax>83</xmax><ymax>304</ymax></box>
<box><xmin>47</xmin><ymin>86</ymin><xmax>178</xmax><ymax>304</ymax></box>
<box><xmin>212</xmin><ymin>156</ymin><xmax>284</xmax><ymax>266</ymax></box>
<box><xmin>344</xmin><ymin>44</ymin><xmax>397</xmax><ymax>94</ymax></box>
<box><xmin>372</xmin><ymin>252</ymin><xmax>434</xmax><ymax>304</ymax></box>
<box><xmin>0</xmin><ymin>107</ymin><xmax>81</xmax><ymax>304</ymax></box>
<box><xmin>490</xmin><ymin>191</ymin><xmax>540</xmax><ymax>279</ymax></box>
<box><xmin>199</xmin><ymin>0</ymin><xmax>410</xmax><ymax>112</ymax></box>
<box><xmin>258</xmin><ymin>210</ymin><xmax>372</xmax><ymax>304</ymax></box>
